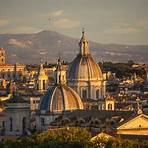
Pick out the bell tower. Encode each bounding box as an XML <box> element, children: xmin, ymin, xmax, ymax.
<box><xmin>54</xmin><ymin>58</ymin><xmax>66</xmax><ymax>85</ymax></box>
<box><xmin>37</xmin><ymin>64</ymin><xmax>48</xmax><ymax>91</ymax></box>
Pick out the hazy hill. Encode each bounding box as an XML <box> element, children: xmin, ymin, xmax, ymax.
<box><xmin>0</xmin><ymin>30</ymin><xmax>147</xmax><ymax>64</ymax></box>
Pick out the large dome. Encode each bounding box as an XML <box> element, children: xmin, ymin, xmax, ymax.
<box><xmin>68</xmin><ymin>54</ymin><xmax>103</xmax><ymax>81</ymax></box>
<box><xmin>67</xmin><ymin>30</ymin><xmax>103</xmax><ymax>81</ymax></box>
<box><xmin>39</xmin><ymin>84</ymin><xmax>84</xmax><ymax>112</ymax></box>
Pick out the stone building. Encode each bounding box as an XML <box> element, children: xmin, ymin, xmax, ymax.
<box><xmin>117</xmin><ymin>114</ymin><xmax>148</xmax><ymax>138</ymax></box>
<box><xmin>0</xmin><ymin>63</ymin><xmax>26</xmax><ymax>81</ymax></box>
<box><xmin>0</xmin><ymin>48</ymin><xmax>25</xmax><ymax>81</ymax></box>
<box><xmin>5</xmin><ymin>93</ymin><xmax>30</xmax><ymax>136</ymax></box>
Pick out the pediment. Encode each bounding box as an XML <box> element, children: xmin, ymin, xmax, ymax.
<box><xmin>118</xmin><ymin>114</ymin><xmax>148</xmax><ymax>130</ymax></box>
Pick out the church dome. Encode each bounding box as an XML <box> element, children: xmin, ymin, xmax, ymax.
<box><xmin>39</xmin><ymin>84</ymin><xmax>83</xmax><ymax>112</ymax></box>
<box><xmin>68</xmin><ymin>54</ymin><xmax>103</xmax><ymax>81</ymax></box>
<box><xmin>67</xmin><ymin>30</ymin><xmax>103</xmax><ymax>81</ymax></box>
<box><xmin>39</xmin><ymin>59</ymin><xmax>83</xmax><ymax>112</ymax></box>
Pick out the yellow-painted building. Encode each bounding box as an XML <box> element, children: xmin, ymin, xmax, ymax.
<box><xmin>117</xmin><ymin>114</ymin><xmax>148</xmax><ymax>136</ymax></box>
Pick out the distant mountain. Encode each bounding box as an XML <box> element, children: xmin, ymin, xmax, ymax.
<box><xmin>0</xmin><ymin>30</ymin><xmax>147</xmax><ymax>64</ymax></box>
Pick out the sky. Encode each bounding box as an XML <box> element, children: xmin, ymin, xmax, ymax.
<box><xmin>0</xmin><ymin>0</ymin><xmax>148</xmax><ymax>45</ymax></box>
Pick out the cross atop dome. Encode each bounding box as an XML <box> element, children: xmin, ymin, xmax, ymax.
<box><xmin>82</xmin><ymin>28</ymin><xmax>85</xmax><ymax>37</ymax></box>
<box><xmin>79</xmin><ymin>28</ymin><xmax>89</xmax><ymax>56</ymax></box>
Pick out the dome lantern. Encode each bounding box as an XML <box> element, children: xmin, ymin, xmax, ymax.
<box><xmin>37</xmin><ymin>63</ymin><xmax>48</xmax><ymax>91</ymax></box>
<box><xmin>79</xmin><ymin>28</ymin><xmax>89</xmax><ymax>55</ymax></box>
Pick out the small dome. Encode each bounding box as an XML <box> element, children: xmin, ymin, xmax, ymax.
<box><xmin>39</xmin><ymin>84</ymin><xmax>83</xmax><ymax>112</ymax></box>
<box><xmin>68</xmin><ymin>54</ymin><xmax>103</xmax><ymax>81</ymax></box>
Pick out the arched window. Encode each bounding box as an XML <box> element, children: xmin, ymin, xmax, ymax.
<box><xmin>0</xmin><ymin>73</ymin><xmax>4</xmax><ymax>79</ymax></box>
<box><xmin>37</xmin><ymin>83</ymin><xmax>39</xmax><ymax>90</ymax></box>
<box><xmin>58</xmin><ymin>74</ymin><xmax>60</xmax><ymax>81</ymax></box>
<box><xmin>82</xmin><ymin>89</ymin><xmax>87</xmax><ymax>99</ymax></box>
<box><xmin>9</xmin><ymin>117</ymin><xmax>13</xmax><ymax>132</ymax></box>
<box><xmin>41</xmin><ymin>118</ymin><xmax>45</xmax><ymax>126</ymax></box>
<box><xmin>96</xmin><ymin>89</ymin><xmax>99</xmax><ymax>99</ymax></box>
<box><xmin>108</xmin><ymin>104</ymin><xmax>112</xmax><ymax>110</ymax></box>
<box><xmin>62</xmin><ymin>75</ymin><xmax>65</xmax><ymax>82</ymax></box>
<box><xmin>43</xmin><ymin>80</ymin><xmax>46</xmax><ymax>90</ymax></box>
<box><xmin>22</xmin><ymin>117</ymin><xmax>27</xmax><ymax>134</ymax></box>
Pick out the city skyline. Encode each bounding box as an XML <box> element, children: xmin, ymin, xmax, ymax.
<box><xmin>0</xmin><ymin>0</ymin><xmax>148</xmax><ymax>145</ymax></box>
<box><xmin>0</xmin><ymin>0</ymin><xmax>148</xmax><ymax>45</ymax></box>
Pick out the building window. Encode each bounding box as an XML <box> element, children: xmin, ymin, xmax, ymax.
<box><xmin>37</xmin><ymin>83</ymin><xmax>39</xmax><ymax>90</ymax></box>
<box><xmin>1</xmin><ymin>73</ymin><xmax>4</xmax><ymax>79</ymax></box>
<box><xmin>2</xmin><ymin>121</ymin><xmax>5</xmax><ymax>128</ymax></box>
<box><xmin>41</xmin><ymin>118</ymin><xmax>45</xmax><ymax>126</ymax></box>
<box><xmin>139</xmin><ymin>125</ymin><xmax>142</xmax><ymax>128</ymax></box>
<box><xmin>108</xmin><ymin>104</ymin><xmax>112</xmax><ymax>110</ymax></box>
<box><xmin>58</xmin><ymin>75</ymin><xmax>61</xmax><ymax>83</ymax></box>
<box><xmin>62</xmin><ymin>75</ymin><xmax>65</xmax><ymax>82</ymax></box>
<box><xmin>96</xmin><ymin>89</ymin><xmax>99</xmax><ymax>99</ymax></box>
<box><xmin>33</xmin><ymin>100</ymin><xmax>40</xmax><ymax>104</ymax></box>
<box><xmin>43</xmin><ymin>80</ymin><xmax>46</xmax><ymax>90</ymax></box>
<box><xmin>22</xmin><ymin>117</ymin><xmax>27</xmax><ymax>134</ymax></box>
<box><xmin>7</xmin><ymin>73</ymin><xmax>10</xmax><ymax>78</ymax></box>
<box><xmin>9</xmin><ymin>117</ymin><xmax>13</xmax><ymax>132</ymax></box>
<box><xmin>36</xmin><ymin>100</ymin><xmax>40</xmax><ymax>103</ymax></box>
<box><xmin>82</xmin><ymin>89</ymin><xmax>87</xmax><ymax>99</ymax></box>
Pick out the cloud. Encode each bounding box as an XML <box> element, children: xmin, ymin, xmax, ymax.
<box><xmin>137</xmin><ymin>19</ymin><xmax>148</xmax><ymax>29</ymax></box>
<box><xmin>0</xmin><ymin>26</ymin><xmax>40</xmax><ymax>34</ymax></box>
<box><xmin>50</xmin><ymin>10</ymin><xmax>64</xmax><ymax>17</ymax></box>
<box><xmin>105</xmin><ymin>51</ymin><xmax>130</xmax><ymax>56</ymax></box>
<box><xmin>42</xmin><ymin>10</ymin><xmax>64</xmax><ymax>18</ymax></box>
<box><xmin>106</xmin><ymin>20</ymin><xmax>148</xmax><ymax>34</ymax></box>
<box><xmin>105</xmin><ymin>23</ymin><xmax>140</xmax><ymax>34</ymax></box>
<box><xmin>109</xmin><ymin>27</ymin><xmax>139</xmax><ymax>34</ymax></box>
<box><xmin>53</xmin><ymin>18</ymin><xmax>80</xmax><ymax>29</ymax></box>
<box><xmin>8</xmin><ymin>39</ymin><xmax>32</xmax><ymax>48</ymax></box>
<box><xmin>0</xmin><ymin>19</ymin><xmax>9</xmax><ymax>27</ymax></box>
